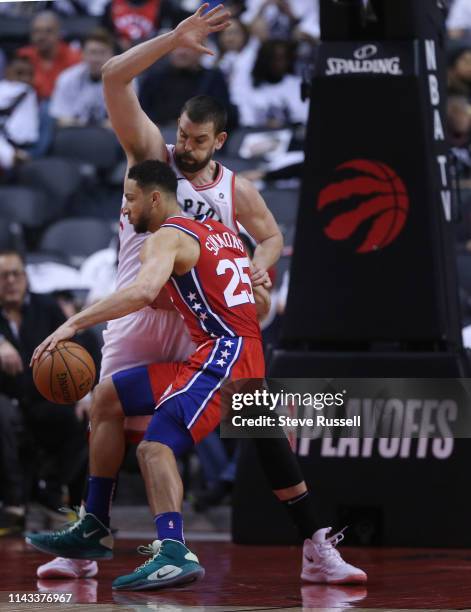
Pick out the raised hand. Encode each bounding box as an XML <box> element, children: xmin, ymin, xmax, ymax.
<box><xmin>174</xmin><ymin>3</ymin><xmax>231</xmax><ymax>56</ymax></box>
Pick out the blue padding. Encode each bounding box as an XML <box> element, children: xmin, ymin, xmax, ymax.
<box><xmin>112</xmin><ymin>365</ymin><xmax>156</xmax><ymax>416</ymax></box>
<box><xmin>144</xmin><ymin>403</ymin><xmax>194</xmax><ymax>456</ymax></box>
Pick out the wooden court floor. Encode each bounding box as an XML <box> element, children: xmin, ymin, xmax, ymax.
<box><xmin>1</xmin><ymin>537</ymin><xmax>471</xmax><ymax>610</ymax></box>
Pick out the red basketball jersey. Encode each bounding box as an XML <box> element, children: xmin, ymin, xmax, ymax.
<box><xmin>161</xmin><ymin>216</ymin><xmax>261</xmax><ymax>344</ymax></box>
<box><xmin>111</xmin><ymin>0</ymin><xmax>160</xmax><ymax>43</ymax></box>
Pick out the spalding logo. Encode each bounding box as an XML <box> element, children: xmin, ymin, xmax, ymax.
<box><xmin>353</xmin><ymin>44</ymin><xmax>378</xmax><ymax>60</ymax></box>
<box><xmin>317</xmin><ymin>159</ymin><xmax>409</xmax><ymax>253</ymax></box>
<box><xmin>56</xmin><ymin>372</ymin><xmax>72</xmax><ymax>403</ymax></box>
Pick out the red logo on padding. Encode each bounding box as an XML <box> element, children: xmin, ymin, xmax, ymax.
<box><xmin>317</xmin><ymin>159</ymin><xmax>409</xmax><ymax>253</ymax></box>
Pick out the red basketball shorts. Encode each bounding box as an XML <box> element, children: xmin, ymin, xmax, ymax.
<box><xmin>113</xmin><ymin>336</ymin><xmax>264</xmax><ymax>455</ymax></box>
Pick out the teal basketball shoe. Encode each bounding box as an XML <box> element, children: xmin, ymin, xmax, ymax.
<box><xmin>26</xmin><ymin>507</ymin><xmax>113</xmax><ymax>560</ymax></box>
<box><xmin>112</xmin><ymin>539</ymin><xmax>204</xmax><ymax>591</ymax></box>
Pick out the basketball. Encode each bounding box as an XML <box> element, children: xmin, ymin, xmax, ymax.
<box><xmin>32</xmin><ymin>340</ymin><xmax>96</xmax><ymax>404</ymax></box>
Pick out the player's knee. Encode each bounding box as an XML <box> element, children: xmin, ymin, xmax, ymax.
<box><xmin>90</xmin><ymin>378</ymin><xmax>124</xmax><ymax>422</ymax></box>
<box><xmin>137</xmin><ymin>440</ymin><xmax>168</xmax><ymax>465</ymax></box>
<box><xmin>136</xmin><ymin>440</ymin><xmax>150</xmax><ymax>465</ymax></box>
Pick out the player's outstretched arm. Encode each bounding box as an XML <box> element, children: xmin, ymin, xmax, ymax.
<box><xmin>235</xmin><ymin>176</ymin><xmax>283</xmax><ymax>287</ymax></box>
<box><xmin>30</xmin><ymin>229</ymin><xmax>181</xmax><ymax>364</ymax></box>
<box><xmin>102</xmin><ymin>4</ymin><xmax>231</xmax><ymax>163</ymax></box>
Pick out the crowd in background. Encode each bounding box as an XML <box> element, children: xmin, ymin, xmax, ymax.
<box><xmin>0</xmin><ymin>0</ymin><xmax>318</xmax><ymax>172</ymax></box>
<box><xmin>447</xmin><ymin>0</ymin><xmax>471</xmax><ymax>178</ymax></box>
<box><xmin>445</xmin><ymin>0</ymin><xmax>471</xmax><ymax>332</ymax></box>
<box><xmin>0</xmin><ymin>0</ymin><xmax>315</xmax><ymax>535</ymax></box>
<box><xmin>2</xmin><ymin>0</ymin><xmax>471</xmax><ymax>534</ymax></box>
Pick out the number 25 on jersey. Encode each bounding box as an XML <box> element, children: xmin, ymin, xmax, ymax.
<box><xmin>217</xmin><ymin>257</ymin><xmax>255</xmax><ymax>308</ymax></box>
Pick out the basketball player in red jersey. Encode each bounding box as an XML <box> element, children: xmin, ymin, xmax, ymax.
<box><xmin>29</xmin><ymin>160</ymin><xmax>265</xmax><ymax>589</ymax></box>
<box><xmin>31</xmin><ymin>3</ymin><xmax>366</xmax><ymax>585</ymax></box>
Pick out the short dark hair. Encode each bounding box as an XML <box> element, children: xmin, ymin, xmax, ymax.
<box><xmin>84</xmin><ymin>28</ymin><xmax>114</xmax><ymax>50</ymax></box>
<box><xmin>180</xmin><ymin>95</ymin><xmax>227</xmax><ymax>134</ymax></box>
<box><xmin>127</xmin><ymin>160</ymin><xmax>178</xmax><ymax>195</ymax></box>
<box><xmin>252</xmin><ymin>39</ymin><xmax>296</xmax><ymax>87</ymax></box>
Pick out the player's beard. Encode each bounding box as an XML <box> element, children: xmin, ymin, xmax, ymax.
<box><xmin>175</xmin><ymin>149</ymin><xmax>213</xmax><ymax>174</ymax></box>
<box><xmin>133</xmin><ymin>210</ymin><xmax>151</xmax><ymax>234</ymax></box>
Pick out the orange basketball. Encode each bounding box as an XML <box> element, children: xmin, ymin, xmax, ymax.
<box><xmin>32</xmin><ymin>340</ymin><xmax>96</xmax><ymax>404</ymax></box>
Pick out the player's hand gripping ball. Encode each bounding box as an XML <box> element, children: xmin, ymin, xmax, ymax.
<box><xmin>32</xmin><ymin>341</ymin><xmax>96</xmax><ymax>404</ymax></box>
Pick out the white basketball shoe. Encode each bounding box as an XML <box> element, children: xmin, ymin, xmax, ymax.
<box><xmin>301</xmin><ymin>527</ymin><xmax>367</xmax><ymax>584</ymax></box>
<box><xmin>37</xmin><ymin>557</ymin><xmax>98</xmax><ymax>579</ymax></box>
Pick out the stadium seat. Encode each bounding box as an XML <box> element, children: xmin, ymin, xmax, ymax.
<box><xmin>0</xmin><ymin>186</ymin><xmax>51</xmax><ymax>228</ymax></box>
<box><xmin>261</xmin><ymin>188</ymin><xmax>299</xmax><ymax>228</ymax></box>
<box><xmin>159</xmin><ymin>124</ymin><xmax>178</xmax><ymax>145</ymax></box>
<box><xmin>51</xmin><ymin>127</ymin><xmax>120</xmax><ymax>171</ymax></box>
<box><xmin>0</xmin><ymin>218</ymin><xmax>25</xmax><ymax>252</ymax></box>
<box><xmin>107</xmin><ymin>159</ymin><xmax>127</xmax><ymax>187</ymax></box>
<box><xmin>39</xmin><ymin>218</ymin><xmax>116</xmax><ymax>267</ymax></box>
<box><xmin>456</xmin><ymin>251</ymin><xmax>471</xmax><ymax>296</ymax></box>
<box><xmin>62</xmin><ymin>16</ymin><xmax>100</xmax><ymax>41</ymax></box>
<box><xmin>25</xmin><ymin>251</ymin><xmax>70</xmax><ymax>266</ymax></box>
<box><xmin>18</xmin><ymin>157</ymin><xmax>82</xmax><ymax>215</ymax></box>
<box><xmin>0</xmin><ymin>16</ymin><xmax>29</xmax><ymax>49</ymax></box>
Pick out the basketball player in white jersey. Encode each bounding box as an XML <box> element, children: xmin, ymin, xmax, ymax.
<box><xmin>34</xmin><ymin>4</ymin><xmax>366</xmax><ymax>585</ymax></box>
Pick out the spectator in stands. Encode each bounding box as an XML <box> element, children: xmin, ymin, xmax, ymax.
<box><xmin>0</xmin><ymin>250</ymin><xmax>88</xmax><ymax>526</ymax></box>
<box><xmin>18</xmin><ymin>11</ymin><xmax>81</xmax><ymax>100</ymax></box>
<box><xmin>294</xmin><ymin>1</ymin><xmax>320</xmax><ymax>42</ymax></box>
<box><xmin>0</xmin><ymin>50</ymin><xmax>6</xmax><ymax>81</ymax></box>
<box><xmin>447</xmin><ymin>0</ymin><xmax>471</xmax><ymax>40</ymax></box>
<box><xmin>49</xmin><ymin>29</ymin><xmax>114</xmax><ymax>127</ymax></box>
<box><xmin>0</xmin><ymin>1</ymin><xmax>49</xmax><ymax>17</ymax></box>
<box><xmin>2</xmin><ymin>54</ymin><xmax>34</xmax><ymax>88</ymax></box>
<box><xmin>53</xmin><ymin>0</ymin><xmax>111</xmax><ymax>16</ymax></box>
<box><xmin>232</xmin><ymin>38</ymin><xmax>308</xmax><ymax>127</ymax></box>
<box><xmin>102</xmin><ymin>0</ymin><xmax>162</xmax><ymax>51</ymax></box>
<box><xmin>202</xmin><ymin>0</ymin><xmax>245</xmax><ymax>19</ymax></box>
<box><xmin>241</xmin><ymin>0</ymin><xmax>318</xmax><ymax>41</ymax></box>
<box><xmin>139</xmin><ymin>47</ymin><xmax>238</xmax><ymax>128</ymax></box>
<box><xmin>216</xmin><ymin>18</ymin><xmax>256</xmax><ymax>87</ymax></box>
<box><xmin>448</xmin><ymin>44</ymin><xmax>471</xmax><ymax>100</ymax></box>
<box><xmin>447</xmin><ymin>95</ymin><xmax>471</xmax><ymax>178</ymax></box>
<box><xmin>448</xmin><ymin>95</ymin><xmax>471</xmax><ymax>147</ymax></box>
<box><xmin>217</xmin><ymin>17</ymin><xmax>250</xmax><ymax>64</ymax></box>
<box><xmin>0</xmin><ymin>55</ymin><xmax>39</xmax><ymax>172</ymax></box>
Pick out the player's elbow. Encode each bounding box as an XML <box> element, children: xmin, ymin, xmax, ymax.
<box><xmin>102</xmin><ymin>57</ymin><xmax>120</xmax><ymax>82</ymax></box>
<box><xmin>274</xmin><ymin>227</ymin><xmax>284</xmax><ymax>248</ymax></box>
<box><xmin>262</xmin><ymin>226</ymin><xmax>284</xmax><ymax>253</ymax></box>
<box><xmin>136</xmin><ymin>283</ymin><xmax>158</xmax><ymax>307</ymax></box>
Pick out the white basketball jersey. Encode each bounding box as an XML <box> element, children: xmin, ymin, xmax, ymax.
<box><xmin>116</xmin><ymin>144</ymin><xmax>236</xmax><ymax>291</ymax></box>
